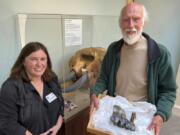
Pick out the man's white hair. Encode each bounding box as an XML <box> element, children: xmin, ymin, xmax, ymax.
<box><xmin>119</xmin><ymin>3</ymin><xmax>149</xmax><ymax>23</ymax></box>
<box><xmin>142</xmin><ymin>6</ymin><xmax>149</xmax><ymax>22</ymax></box>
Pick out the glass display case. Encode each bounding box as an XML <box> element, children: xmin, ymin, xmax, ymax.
<box><xmin>17</xmin><ymin>13</ymin><xmax>120</xmax><ymax>93</ymax></box>
<box><xmin>17</xmin><ymin>13</ymin><xmax>121</xmax><ymax>135</ymax></box>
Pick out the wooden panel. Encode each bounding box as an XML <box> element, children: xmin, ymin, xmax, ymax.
<box><xmin>59</xmin><ymin>106</ymin><xmax>91</xmax><ymax>135</ymax></box>
<box><xmin>58</xmin><ymin>124</ymin><xmax>65</xmax><ymax>135</ymax></box>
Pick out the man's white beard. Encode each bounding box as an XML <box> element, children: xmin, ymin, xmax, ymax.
<box><xmin>122</xmin><ymin>28</ymin><xmax>142</xmax><ymax>45</ymax></box>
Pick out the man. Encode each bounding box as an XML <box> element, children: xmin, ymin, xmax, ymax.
<box><xmin>90</xmin><ymin>2</ymin><xmax>176</xmax><ymax>135</ymax></box>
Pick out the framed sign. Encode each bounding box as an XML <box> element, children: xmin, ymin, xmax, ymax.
<box><xmin>64</xmin><ymin>19</ymin><xmax>82</xmax><ymax>46</ymax></box>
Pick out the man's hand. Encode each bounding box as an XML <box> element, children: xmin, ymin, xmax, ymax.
<box><xmin>90</xmin><ymin>94</ymin><xmax>99</xmax><ymax>115</ymax></box>
<box><xmin>148</xmin><ymin>115</ymin><xmax>164</xmax><ymax>135</ymax></box>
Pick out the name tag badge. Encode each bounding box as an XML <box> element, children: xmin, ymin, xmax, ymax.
<box><xmin>46</xmin><ymin>92</ymin><xmax>57</xmax><ymax>103</ymax></box>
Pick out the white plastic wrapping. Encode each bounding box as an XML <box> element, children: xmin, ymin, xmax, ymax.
<box><xmin>92</xmin><ymin>96</ymin><xmax>156</xmax><ymax>135</ymax></box>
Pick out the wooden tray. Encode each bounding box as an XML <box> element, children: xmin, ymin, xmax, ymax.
<box><xmin>87</xmin><ymin>92</ymin><xmax>155</xmax><ymax>135</ymax></box>
<box><xmin>87</xmin><ymin>91</ymin><xmax>113</xmax><ymax>135</ymax></box>
<box><xmin>87</xmin><ymin>110</ymin><xmax>113</xmax><ymax>135</ymax></box>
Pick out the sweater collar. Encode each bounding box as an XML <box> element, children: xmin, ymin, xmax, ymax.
<box><xmin>117</xmin><ymin>32</ymin><xmax>161</xmax><ymax>63</ymax></box>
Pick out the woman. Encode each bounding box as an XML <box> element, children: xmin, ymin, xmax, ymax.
<box><xmin>0</xmin><ymin>42</ymin><xmax>64</xmax><ymax>135</ymax></box>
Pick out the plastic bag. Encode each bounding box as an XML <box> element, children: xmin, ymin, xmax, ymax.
<box><xmin>92</xmin><ymin>96</ymin><xmax>156</xmax><ymax>135</ymax></box>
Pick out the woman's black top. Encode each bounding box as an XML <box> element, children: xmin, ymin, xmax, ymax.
<box><xmin>0</xmin><ymin>78</ymin><xmax>64</xmax><ymax>135</ymax></box>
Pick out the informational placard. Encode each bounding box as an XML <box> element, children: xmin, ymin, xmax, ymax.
<box><xmin>64</xmin><ymin>19</ymin><xmax>82</xmax><ymax>46</ymax></box>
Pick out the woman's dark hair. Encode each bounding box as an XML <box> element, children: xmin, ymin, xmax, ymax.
<box><xmin>10</xmin><ymin>42</ymin><xmax>55</xmax><ymax>82</ymax></box>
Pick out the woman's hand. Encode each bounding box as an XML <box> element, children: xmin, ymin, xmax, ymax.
<box><xmin>25</xmin><ymin>130</ymin><xmax>33</xmax><ymax>135</ymax></box>
<box><xmin>40</xmin><ymin>125</ymin><xmax>60</xmax><ymax>135</ymax></box>
<box><xmin>40</xmin><ymin>115</ymin><xmax>63</xmax><ymax>135</ymax></box>
<box><xmin>147</xmin><ymin>115</ymin><xmax>164</xmax><ymax>135</ymax></box>
<box><xmin>40</xmin><ymin>125</ymin><xmax>61</xmax><ymax>135</ymax></box>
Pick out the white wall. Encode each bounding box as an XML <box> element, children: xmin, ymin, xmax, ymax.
<box><xmin>138</xmin><ymin>0</ymin><xmax>180</xmax><ymax>72</ymax></box>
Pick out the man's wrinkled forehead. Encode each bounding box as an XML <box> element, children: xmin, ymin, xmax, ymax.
<box><xmin>121</xmin><ymin>3</ymin><xmax>144</xmax><ymax>17</ymax></box>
